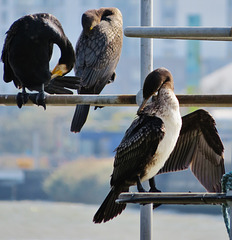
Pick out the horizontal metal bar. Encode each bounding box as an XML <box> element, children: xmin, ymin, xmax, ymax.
<box><xmin>124</xmin><ymin>27</ymin><xmax>232</xmax><ymax>41</ymax></box>
<box><xmin>177</xmin><ymin>94</ymin><xmax>232</xmax><ymax>107</ymax></box>
<box><xmin>116</xmin><ymin>192</ymin><xmax>232</xmax><ymax>205</ymax></box>
<box><xmin>0</xmin><ymin>94</ymin><xmax>232</xmax><ymax>107</ymax></box>
<box><xmin>0</xmin><ymin>94</ymin><xmax>136</xmax><ymax>107</ymax></box>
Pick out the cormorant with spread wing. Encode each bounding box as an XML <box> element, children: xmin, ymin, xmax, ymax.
<box><xmin>93</xmin><ymin>68</ymin><xmax>224</xmax><ymax>223</ymax></box>
<box><xmin>70</xmin><ymin>7</ymin><xmax>123</xmax><ymax>132</ymax></box>
<box><xmin>1</xmin><ymin>13</ymin><xmax>75</xmax><ymax>109</ymax></box>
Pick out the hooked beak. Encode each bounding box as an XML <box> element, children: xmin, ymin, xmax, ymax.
<box><xmin>51</xmin><ymin>64</ymin><xmax>69</xmax><ymax>79</ymax></box>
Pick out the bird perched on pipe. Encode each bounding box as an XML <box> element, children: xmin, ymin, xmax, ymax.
<box><xmin>70</xmin><ymin>7</ymin><xmax>123</xmax><ymax>132</ymax></box>
<box><xmin>93</xmin><ymin>68</ymin><xmax>224</xmax><ymax>223</ymax></box>
<box><xmin>1</xmin><ymin>13</ymin><xmax>76</xmax><ymax>109</ymax></box>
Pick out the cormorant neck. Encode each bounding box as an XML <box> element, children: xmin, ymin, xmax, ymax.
<box><xmin>58</xmin><ymin>39</ymin><xmax>75</xmax><ymax>71</ymax></box>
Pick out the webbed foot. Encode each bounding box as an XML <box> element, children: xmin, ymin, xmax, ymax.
<box><xmin>107</xmin><ymin>72</ymin><xmax>116</xmax><ymax>84</ymax></box>
<box><xmin>16</xmin><ymin>91</ymin><xmax>29</xmax><ymax>108</ymax></box>
<box><xmin>36</xmin><ymin>91</ymin><xmax>46</xmax><ymax>110</ymax></box>
<box><xmin>29</xmin><ymin>92</ymin><xmax>46</xmax><ymax>110</ymax></box>
<box><xmin>94</xmin><ymin>106</ymin><xmax>104</xmax><ymax>110</ymax></box>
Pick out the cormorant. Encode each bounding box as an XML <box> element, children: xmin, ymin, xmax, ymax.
<box><xmin>70</xmin><ymin>7</ymin><xmax>123</xmax><ymax>132</ymax></box>
<box><xmin>93</xmin><ymin>68</ymin><xmax>224</xmax><ymax>223</ymax></box>
<box><xmin>1</xmin><ymin>13</ymin><xmax>75</xmax><ymax>109</ymax></box>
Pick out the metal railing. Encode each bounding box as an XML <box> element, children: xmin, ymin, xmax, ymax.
<box><xmin>0</xmin><ymin>94</ymin><xmax>232</xmax><ymax>107</ymax></box>
<box><xmin>117</xmin><ymin>192</ymin><xmax>232</xmax><ymax>205</ymax></box>
<box><xmin>124</xmin><ymin>26</ymin><xmax>232</xmax><ymax>41</ymax></box>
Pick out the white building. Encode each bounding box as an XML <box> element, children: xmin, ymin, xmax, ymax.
<box><xmin>0</xmin><ymin>0</ymin><xmax>232</xmax><ymax>93</ymax></box>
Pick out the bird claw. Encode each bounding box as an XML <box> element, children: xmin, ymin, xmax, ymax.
<box><xmin>16</xmin><ymin>92</ymin><xmax>29</xmax><ymax>108</ymax></box>
<box><xmin>138</xmin><ymin>186</ymin><xmax>161</xmax><ymax>208</ymax></box>
<box><xmin>149</xmin><ymin>186</ymin><xmax>161</xmax><ymax>193</ymax></box>
<box><xmin>36</xmin><ymin>92</ymin><xmax>46</xmax><ymax>110</ymax></box>
<box><xmin>107</xmin><ymin>72</ymin><xmax>116</xmax><ymax>84</ymax></box>
<box><xmin>94</xmin><ymin>106</ymin><xmax>104</xmax><ymax>110</ymax></box>
<box><xmin>29</xmin><ymin>92</ymin><xmax>46</xmax><ymax>110</ymax></box>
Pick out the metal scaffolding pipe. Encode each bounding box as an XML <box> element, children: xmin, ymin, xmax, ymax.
<box><xmin>124</xmin><ymin>26</ymin><xmax>232</xmax><ymax>41</ymax></box>
<box><xmin>0</xmin><ymin>94</ymin><xmax>232</xmax><ymax>107</ymax></box>
<box><xmin>0</xmin><ymin>94</ymin><xmax>136</xmax><ymax>107</ymax></box>
<box><xmin>136</xmin><ymin>0</ymin><xmax>154</xmax><ymax>107</ymax></box>
<box><xmin>140</xmin><ymin>1</ymin><xmax>153</xmax><ymax>240</ymax></box>
<box><xmin>140</xmin><ymin>1</ymin><xmax>153</xmax><ymax>86</ymax></box>
<box><xmin>116</xmin><ymin>192</ymin><xmax>232</xmax><ymax>205</ymax></box>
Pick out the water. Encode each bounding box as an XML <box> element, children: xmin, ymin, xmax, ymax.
<box><xmin>0</xmin><ymin>201</ymin><xmax>228</xmax><ymax>240</ymax></box>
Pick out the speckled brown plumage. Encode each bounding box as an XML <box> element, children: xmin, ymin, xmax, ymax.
<box><xmin>70</xmin><ymin>7</ymin><xmax>123</xmax><ymax>132</ymax></box>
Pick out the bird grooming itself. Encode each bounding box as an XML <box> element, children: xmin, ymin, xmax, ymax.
<box><xmin>70</xmin><ymin>7</ymin><xmax>123</xmax><ymax>132</ymax></box>
<box><xmin>1</xmin><ymin>13</ymin><xmax>75</xmax><ymax>109</ymax></box>
<box><xmin>93</xmin><ymin>68</ymin><xmax>182</xmax><ymax>223</ymax></box>
<box><xmin>93</xmin><ymin>68</ymin><xmax>225</xmax><ymax>223</ymax></box>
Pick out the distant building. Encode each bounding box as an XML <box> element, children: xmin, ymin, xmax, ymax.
<box><xmin>0</xmin><ymin>0</ymin><xmax>232</xmax><ymax>93</ymax></box>
<box><xmin>200</xmin><ymin>63</ymin><xmax>232</xmax><ymax>94</ymax></box>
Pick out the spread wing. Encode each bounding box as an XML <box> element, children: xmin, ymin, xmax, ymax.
<box><xmin>158</xmin><ymin>109</ymin><xmax>225</xmax><ymax>192</ymax></box>
<box><xmin>111</xmin><ymin>115</ymin><xmax>165</xmax><ymax>186</ymax></box>
<box><xmin>75</xmin><ymin>19</ymin><xmax>122</xmax><ymax>94</ymax></box>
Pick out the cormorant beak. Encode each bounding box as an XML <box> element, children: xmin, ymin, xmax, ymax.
<box><xmin>51</xmin><ymin>64</ymin><xmax>69</xmax><ymax>79</ymax></box>
<box><xmin>137</xmin><ymin>97</ymin><xmax>149</xmax><ymax>114</ymax></box>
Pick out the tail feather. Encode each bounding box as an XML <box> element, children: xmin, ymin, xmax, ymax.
<box><xmin>70</xmin><ymin>105</ymin><xmax>90</xmax><ymax>132</ymax></box>
<box><xmin>93</xmin><ymin>186</ymin><xmax>129</xmax><ymax>223</ymax></box>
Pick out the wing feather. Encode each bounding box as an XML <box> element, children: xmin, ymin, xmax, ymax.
<box><xmin>111</xmin><ymin>115</ymin><xmax>165</xmax><ymax>186</ymax></box>
<box><xmin>75</xmin><ymin>19</ymin><xmax>122</xmax><ymax>93</ymax></box>
<box><xmin>158</xmin><ymin>109</ymin><xmax>224</xmax><ymax>192</ymax></box>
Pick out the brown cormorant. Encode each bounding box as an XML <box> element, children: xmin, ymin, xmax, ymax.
<box><xmin>1</xmin><ymin>13</ymin><xmax>75</xmax><ymax>109</ymax></box>
<box><xmin>93</xmin><ymin>68</ymin><xmax>224</xmax><ymax>223</ymax></box>
<box><xmin>70</xmin><ymin>7</ymin><xmax>123</xmax><ymax>132</ymax></box>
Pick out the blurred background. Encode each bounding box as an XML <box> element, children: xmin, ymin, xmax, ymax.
<box><xmin>0</xmin><ymin>0</ymin><xmax>231</xmax><ymax>239</ymax></box>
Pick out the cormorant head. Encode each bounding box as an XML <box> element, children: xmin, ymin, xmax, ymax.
<box><xmin>82</xmin><ymin>7</ymin><xmax>122</xmax><ymax>35</ymax></box>
<box><xmin>51</xmin><ymin>39</ymin><xmax>75</xmax><ymax>79</ymax></box>
<box><xmin>138</xmin><ymin>68</ymin><xmax>174</xmax><ymax>113</ymax></box>
<box><xmin>82</xmin><ymin>9</ymin><xmax>101</xmax><ymax>34</ymax></box>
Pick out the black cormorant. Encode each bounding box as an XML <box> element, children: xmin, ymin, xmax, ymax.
<box><xmin>93</xmin><ymin>68</ymin><xmax>224</xmax><ymax>223</ymax></box>
<box><xmin>1</xmin><ymin>13</ymin><xmax>75</xmax><ymax>109</ymax></box>
<box><xmin>70</xmin><ymin>7</ymin><xmax>123</xmax><ymax>132</ymax></box>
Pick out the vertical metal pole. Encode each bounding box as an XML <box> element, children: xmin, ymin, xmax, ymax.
<box><xmin>141</xmin><ymin>0</ymin><xmax>153</xmax><ymax>85</ymax></box>
<box><xmin>140</xmin><ymin>204</ymin><xmax>153</xmax><ymax>240</ymax></box>
<box><xmin>140</xmin><ymin>1</ymin><xmax>153</xmax><ymax>240</ymax></box>
<box><xmin>137</xmin><ymin>0</ymin><xmax>153</xmax><ymax>106</ymax></box>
